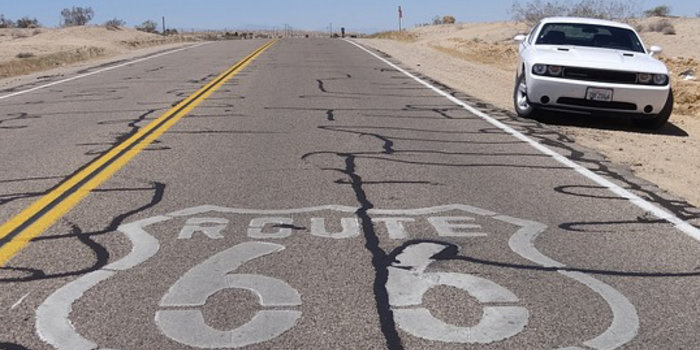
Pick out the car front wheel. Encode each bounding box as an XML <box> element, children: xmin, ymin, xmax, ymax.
<box><xmin>632</xmin><ymin>89</ymin><xmax>673</xmax><ymax>129</ymax></box>
<box><xmin>513</xmin><ymin>73</ymin><xmax>538</xmax><ymax>118</ymax></box>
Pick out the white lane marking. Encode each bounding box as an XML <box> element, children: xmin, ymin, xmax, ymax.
<box><xmin>345</xmin><ymin>39</ymin><xmax>700</xmax><ymax>242</ymax></box>
<box><xmin>10</xmin><ymin>292</ymin><xmax>31</xmax><ymax>310</ymax></box>
<box><xmin>505</xmin><ymin>215</ymin><xmax>639</xmax><ymax>350</ymax></box>
<box><xmin>0</xmin><ymin>43</ymin><xmax>208</xmax><ymax>101</ymax></box>
<box><xmin>157</xmin><ymin>242</ymin><xmax>301</xmax><ymax>348</ymax></box>
<box><xmin>35</xmin><ymin>217</ymin><xmax>167</xmax><ymax>350</ymax></box>
<box><xmin>387</xmin><ymin>242</ymin><xmax>528</xmax><ymax>344</ymax></box>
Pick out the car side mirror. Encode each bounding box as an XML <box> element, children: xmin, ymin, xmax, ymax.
<box><xmin>514</xmin><ymin>34</ymin><xmax>527</xmax><ymax>43</ymax></box>
<box><xmin>649</xmin><ymin>45</ymin><xmax>663</xmax><ymax>56</ymax></box>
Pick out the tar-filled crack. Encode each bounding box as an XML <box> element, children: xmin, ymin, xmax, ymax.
<box><xmin>83</xmin><ymin>109</ymin><xmax>159</xmax><ymax>156</ymax></box>
<box><xmin>0</xmin><ymin>112</ymin><xmax>41</xmax><ymax>130</ymax></box>
<box><xmin>339</xmin><ymin>153</ymin><xmax>405</xmax><ymax>350</ymax></box>
<box><xmin>392</xmin><ymin>64</ymin><xmax>700</xmax><ymax>226</ymax></box>
<box><xmin>0</xmin><ymin>342</ymin><xmax>30</xmax><ymax>350</ymax></box>
<box><xmin>0</xmin><ymin>182</ymin><xmax>165</xmax><ymax>283</ymax></box>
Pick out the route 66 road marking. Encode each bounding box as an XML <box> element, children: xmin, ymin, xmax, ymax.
<box><xmin>387</xmin><ymin>241</ymin><xmax>529</xmax><ymax>344</ymax></box>
<box><xmin>35</xmin><ymin>204</ymin><xmax>638</xmax><ymax>350</ymax></box>
<box><xmin>156</xmin><ymin>241</ymin><xmax>302</xmax><ymax>348</ymax></box>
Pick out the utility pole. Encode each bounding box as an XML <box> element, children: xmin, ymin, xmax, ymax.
<box><xmin>162</xmin><ymin>16</ymin><xmax>166</xmax><ymax>34</ymax></box>
<box><xmin>329</xmin><ymin>22</ymin><xmax>333</xmax><ymax>38</ymax></box>
<box><xmin>398</xmin><ymin>6</ymin><xmax>403</xmax><ymax>32</ymax></box>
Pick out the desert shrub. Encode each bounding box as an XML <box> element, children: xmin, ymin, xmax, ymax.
<box><xmin>16</xmin><ymin>16</ymin><xmax>40</xmax><ymax>28</ymax></box>
<box><xmin>432</xmin><ymin>16</ymin><xmax>443</xmax><ymax>25</ymax></box>
<box><xmin>367</xmin><ymin>30</ymin><xmax>417</xmax><ymax>42</ymax></box>
<box><xmin>511</xmin><ymin>0</ymin><xmax>569</xmax><ymax>23</ymax></box>
<box><xmin>0</xmin><ymin>14</ymin><xmax>14</xmax><ymax>28</ymax></box>
<box><xmin>11</xmin><ymin>30</ymin><xmax>30</xmax><ymax>38</ymax></box>
<box><xmin>643</xmin><ymin>5</ymin><xmax>671</xmax><ymax>17</ymax></box>
<box><xmin>16</xmin><ymin>52</ymin><xmax>35</xmax><ymax>58</ymax></box>
<box><xmin>511</xmin><ymin>0</ymin><xmax>638</xmax><ymax>24</ymax></box>
<box><xmin>61</xmin><ymin>7</ymin><xmax>94</xmax><ymax>26</ymax></box>
<box><xmin>136</xmin><ymin>20</ymin><xmax>158</xmax><ymax>33</ymax></box>
<box><xmin>163</xmin><ymin>28</ymin><xmax>179</xmax><ymax>35</ymax></box>
<box><xmin>646</xmin><ymin>18</ymin><xmax>675</xmax><ymax>34</ymax></box>
<box><xmin>104</xmin><ymin>18</ymin><xmax>125</xmax><ymax>30</ymax></box>
<box><xmin>567</xmin><ymin>0</ymin><xmax>637</xmax><ymax>19</ymax></box>
<box><xmin>662</xmin><ymin>25</ymin><xmax>676</xmax><ymax>35</ymax></box>
<box><xmin>442</xmin><ymin>15</ymin><xmax>456</xmax><ymax>24</ymax></box>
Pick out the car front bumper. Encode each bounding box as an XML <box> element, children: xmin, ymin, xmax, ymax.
<box><xmin>526</xmin><ymin>74</ymin><xmax>670</xmax><ymax>116</ymax></box>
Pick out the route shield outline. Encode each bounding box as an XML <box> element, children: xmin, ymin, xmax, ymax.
<box><xmin>34</xmin><ymin>204</ymin><xmax>638</xmax><ymax>350</ymax></box>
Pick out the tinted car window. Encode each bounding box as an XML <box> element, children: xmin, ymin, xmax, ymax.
<box><xmin>528</xmin><ymin>23</ymin><xmax>542</xmax><ymax>45</ymax></box>
<box><xmin>536</xmin><ymin>23</ymin><xmax>645</xmax><ymax>53</ymax></box>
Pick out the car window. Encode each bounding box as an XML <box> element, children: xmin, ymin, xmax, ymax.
<box><xmin>527</xmin><ymin>23</ymin><xmax>542</xmax><ymax>45</ymax></box>
<box><xmin>536</xmin><ymin>23</ymin><xmax>645</xmax><ymax>53</ymax></box>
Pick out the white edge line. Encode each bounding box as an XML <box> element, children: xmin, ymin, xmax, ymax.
<box><xmin>0</xmin><ymin>42</ymin><xmax>209</xmax><ymax>100</ymax></box>
<box><xmin>345</xmin><ymin>39</ymin><xmax>700</xmax><ymax>242</ymax></box>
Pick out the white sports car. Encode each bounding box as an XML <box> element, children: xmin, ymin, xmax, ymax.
<box><xmin>513</xmin><ymin>17</ymin><xmax>673</xmax><ymax>128</ymax></box>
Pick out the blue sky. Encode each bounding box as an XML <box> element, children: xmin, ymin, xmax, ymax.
<box><xmin>2</xmin><ymin>1</ymin><xmax>698</xmax><ymax>33</ymax></box>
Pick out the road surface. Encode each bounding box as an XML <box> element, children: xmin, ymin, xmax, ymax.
<box><xmin>1</xmin><ymin>38</ymin><xmax>699</xmax><ymax>350</ymax></box>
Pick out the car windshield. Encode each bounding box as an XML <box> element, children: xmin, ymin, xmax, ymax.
<box><xmin>535</xmin><ymin>23</ymin><xmax>645</xmax><ymax>53</ymax></box>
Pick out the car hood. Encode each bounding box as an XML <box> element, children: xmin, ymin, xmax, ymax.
<box><xmin>532</xmin><ymin>45</ymin><xmax>668</xmax><ymax>74</ymax></box>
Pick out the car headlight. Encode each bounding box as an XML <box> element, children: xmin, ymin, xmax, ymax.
<box><xmin>637</xmin><ymin>73</ymin><xmax>652</xmax><ymax>84</ymax></box>
<box><xmin>532</xmin><ymin>64</ymin><xmax>547</xmax><ymax>75</ymax></box>
<box><xmin>653</xmin><ymin>74</ymin><xmax>668</xmax><ymax>85</ymax></box>
<box><xmin>547</xmin><ymin>65</ymin><xmax>562</xmax><ymax>76</ymax></box>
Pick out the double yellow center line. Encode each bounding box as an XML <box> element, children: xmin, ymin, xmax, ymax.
<box><xmin>0</xmin><ymin>40</ymin><xmax>277</xmax><ymax>266</ymax></box>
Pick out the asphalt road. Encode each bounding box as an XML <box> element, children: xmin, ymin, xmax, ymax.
<box><xmin>1</xmin><ymin>38</ymin><xmax>699</xmax><ymax>350</ymax></box>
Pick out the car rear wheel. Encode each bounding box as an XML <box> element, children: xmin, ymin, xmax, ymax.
<box><xmin>632</xmin><ymin>89</ymin><xmax>673</xmax><ymax>129</ymax></box>
<box><xmin>513</xmin><ymin>73</ymin><xmax>538</xmax><ymax>118</ymax></box>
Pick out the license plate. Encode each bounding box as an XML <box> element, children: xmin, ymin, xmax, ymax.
<box><xmin>586</xmin><ymin>88</ymin><xmax>613</xmax><ymax>102</ymax></box>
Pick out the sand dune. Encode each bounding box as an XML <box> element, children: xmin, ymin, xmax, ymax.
<box><xmin>0</xmin><ymin>26</ymin><xmax>193</xmax><ymax>79</ymax></box>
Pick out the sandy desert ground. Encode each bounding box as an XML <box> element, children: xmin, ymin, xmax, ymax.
<box><xmin>359</xmin><ymin>16</ymin><xmax>700</xmax><ymax>207</ymax></box>
<box><xmin>0</xmin><ymin>25</ymin><xmax>194</xmax><ymax>80</ymax></box>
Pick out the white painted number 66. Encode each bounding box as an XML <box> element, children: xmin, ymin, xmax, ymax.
<box><xmin>155</xmin><ymin>242</ymin><xmax>301</xmax><ymax>349</ymax></box>
<box><xmin>387</xmin><ymin>242</ymin><xmax>529</xmax><ymax>344</ymax></box>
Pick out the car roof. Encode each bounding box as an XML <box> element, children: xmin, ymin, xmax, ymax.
<box><xmin>539</xmin><ymin>17</ymin><xmax>635</xmax><ymax>31</ymax></box>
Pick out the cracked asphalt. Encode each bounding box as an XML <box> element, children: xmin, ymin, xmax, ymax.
<box><xmin>1</xmin><ymin>38</ymin><xmax>700</xmax><ymax>350</ymax></box>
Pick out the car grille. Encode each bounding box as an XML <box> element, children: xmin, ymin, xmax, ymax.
<box><xmin>557</xmin><ymin>97</ymin><xmax>637</xmax><ymax>111</ymax></box>
<box><xmin>562</xmin><ymin>67</ymin><xmax>638</xmax><ymax>84</ymax></box>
